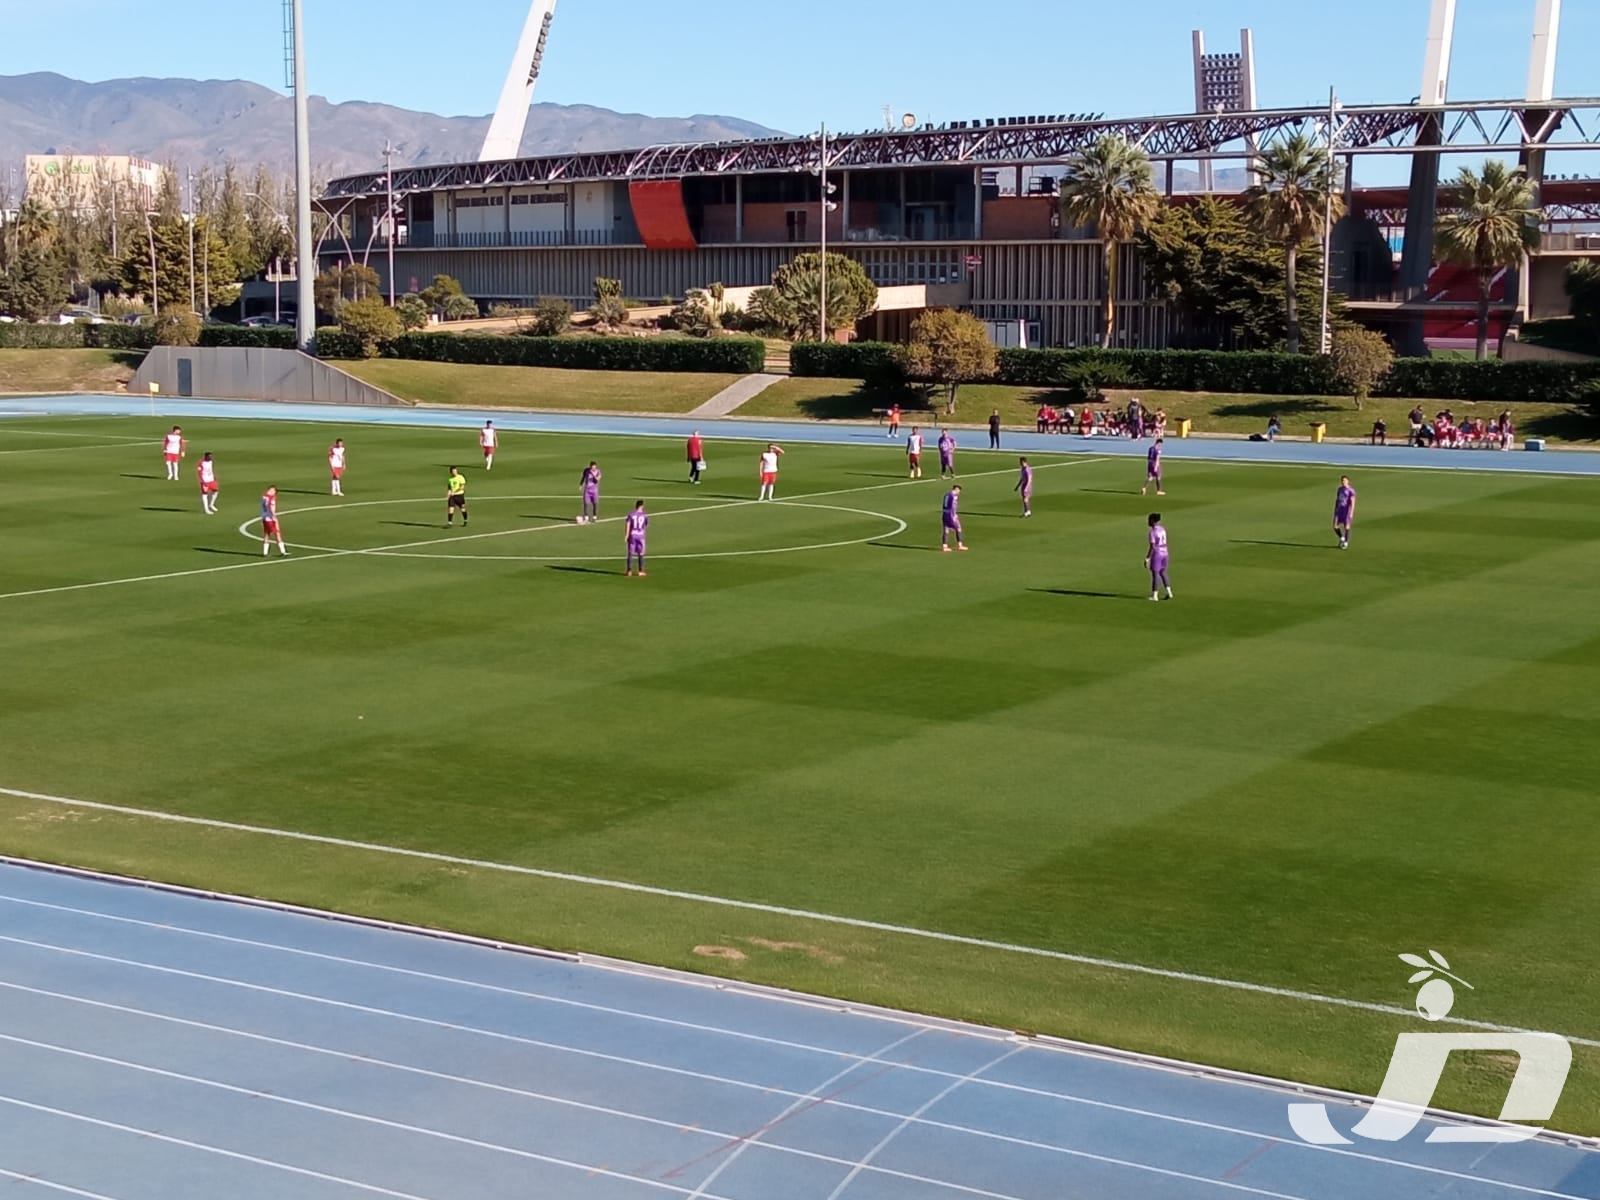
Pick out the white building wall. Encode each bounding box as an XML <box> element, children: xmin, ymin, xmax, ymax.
<box><xmin>509</xmin><ymin>186</ymin><xmax>567</xmax><ymax>235</ymax></box>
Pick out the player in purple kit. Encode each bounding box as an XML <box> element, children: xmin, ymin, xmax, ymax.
<box><xmin>1014</xmin><ymin>457</ymin><xmax>1033</xmax><ymax>517</ymax></box>
<box><xmin>1145</xmin><ymin>512</ymin><xmax>1172</xmax><ymax>601</ymax></box>
<box><xmin>941</xmin><ymin>485</ymin><xmax>967</xmax><ymax>552</ymax></box>
<box><xmin>937</xmin><ymin>430</ymin><xmax>957</xmax><ymax>479</ymax></box>
<box><xmin>624</xmin><ymin>500</ymin><xmax>649</xmax><ymax>577</ymax></box>
<box><xmin>578</xmin><ymin>461</ymin><xmax>602</xmax><ymax>523</ymax></box>
<box><xmin>1333</xmin><ymin>475</ymin><xmax>1357</xmax><ymax>549</ymax></box>
<box><xmin>1141</xmin><ymin>437</ymin><xmax>1165</xmax><ymax>496</ymax></box>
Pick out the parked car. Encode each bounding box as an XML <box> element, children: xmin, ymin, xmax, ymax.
<box><xmin>119</xmin><ymin>314</ymin><xmax>148</xmax><ymax>325</ymax></box>
<box><xmin>50</xmin><ymin>307</ymin><xmax>108</xmax><ymax>325</ymax></box>
<box><xmin>239</xmin><ymin>315</ymin><xmax>291</xmax><ymax>328</ymax></box>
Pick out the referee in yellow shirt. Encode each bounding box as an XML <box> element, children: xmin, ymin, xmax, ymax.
<box><xmin>445</xmin><ymin>466</ymin><xmax>468</xmax><ymax>527</ymax></box>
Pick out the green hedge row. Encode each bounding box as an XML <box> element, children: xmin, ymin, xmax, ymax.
<box><xmin>0</xmin><ymin>323</ymin><xmax>298</xmax><ymax>351</ymax></box>
<box><xmin>366</xmin><ymin>332</ymin><xmax>766</xmax><ymax>374</ymax></box>
<box><xmin>314</xmin><ymin>328</ymin><xmax>363</xmax><ymax>359</ymax></box>
<box><xmin>792</xmin><ymin>341</ymin><xmax>1600</xmax><ymax>403</ymax></box>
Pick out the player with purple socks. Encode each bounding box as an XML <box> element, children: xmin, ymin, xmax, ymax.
<box><xmin>1015</xmin><ymin>457</ymin><xmax>1033</xmax><ymax>517</ymax></box>
<box><xmin>941</xmin><ymin>485</ymin><xmax>967</xmax><ymax>552</ymax></box>
<box><xmin>578</xmin><ymin>461</ymin><xmax>602</xmax><ymax>523</ymax></box>
<box><xmin>1333</xmin><ymin>475</ymin><xmax>1357</xmax><ymax>549</ymax></box>
<box><xmin>938</xmin><ymin>430</ymin><xmax>957</xmax><ymax>479</ymax></box>
<box><xmin>1146</xmin><ymin>512</ymin><xmax>1172</xmax><ymax>600</ymax></box>
<box><xmin>624</xmin><ymin>500</ymin><xmax>649</xmax><ymax>576</ymax></box>
<box><xmin>1141</xmin><ymin>437</ymin><xmax>1165</xmax><ymax>496</ymax></box>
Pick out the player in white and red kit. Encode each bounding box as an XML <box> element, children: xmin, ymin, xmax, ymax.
<box><xmin>196</xmin><ymin>452</ymin><xmax>219</xmax><ymax>514</ymax></box>
<box><xmin>328</xmin><ymin>438</ymin><xmax>347</xmax><ymax>495</ymax></box>
<box><xmin>757</xmin><ymin>444</ymin><xmax>784</xmax><ymax>501</ymax></box>
<box><xmin>260</xmin><ymin>487</ymin><xmax>288</xmax><ymax>556</ymax></box>
<box><xmin>163</xmin><ymin>426</ymin><xmax>185</xmax><ymax>481</ymax></box>
<box><xmin>479</xmin><ymin>421</ymin><xmax>498</xmax><ymax>470</ymax></box>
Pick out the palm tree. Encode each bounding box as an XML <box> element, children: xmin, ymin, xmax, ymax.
<box><xmin>1060</xmin><ymin>135</ymin><xmax>1159</xmax><ymax>349</ymax></box>
<box><xmin>1434</xmin><ymin>160</ymin><xmax>1542</xmax><ymax>361</ymax></box>
<box><xmin>1245</xmin><ymin>133</ymin><xmax>1342</xmax><ymax>354</ymax></box>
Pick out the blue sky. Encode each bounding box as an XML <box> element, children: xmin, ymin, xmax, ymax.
<box><xmin>4</xmin><ymin>0</ymin><xmax>1594</xmax><ymax>132</ymax></box>
<box><xmin>3</xmin><ymin>0</ymin><xmax>1596</xmax><ymax>186</ymax></box>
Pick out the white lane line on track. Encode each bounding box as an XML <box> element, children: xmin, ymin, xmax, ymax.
<box><xmin>1</xmin><ymin>783</ymin><xmax>1594</xmax><ymax>1053</ymax></box>
<box><xmin>0</xmin><ymin>1030</ymin><xmax>708</xmax><ymax>1198</ymax></box>
<box><xmin>823</xmin><ymin>1044</ymin><xmax>1027</xmax><ymax>1200</ymax></box>
<box><xmin>0</xmin><ymin>1168</ymin><xmax>125</xmax><ymax>1200</ymax></box>
<box><xmin>0</xmin><ymin>1094</ymin><xmax>440</xmax><ymax>1200</ymax></box>
<box><xmin>0</xmin><ymin>971</ymin><xmax>1586</xmax><ymax>1200</ymax></box>
<box><xmin>0</xmin><ymin>457</ymin><xmax>1104</xmax><ymax>601</ymax></box>
<box><xmin>681</xmin><ymin>1028</ymin><xmax>928</xmax><ymax>1199</ymax></box>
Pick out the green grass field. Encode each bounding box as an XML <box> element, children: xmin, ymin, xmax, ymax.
<box><xmin>3</xmin><ymin>414</ymin><xmax>1599</xmax><ymax>1131</ymax></box>
<box><xmin>0</xmin><ymin>349</ymin><xmax>142</xmax><ymax>394</ymax></box>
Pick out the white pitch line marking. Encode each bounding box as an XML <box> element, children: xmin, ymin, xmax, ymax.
<box><xmin>0</xmin><ymin>457</ymin><xmax>1103</xmax><ymax>601</ymax></box>
<box><xmin>0</xmin><ymin>784</ymin><xmax>1594</xmax><ymax>1051</ymax></box>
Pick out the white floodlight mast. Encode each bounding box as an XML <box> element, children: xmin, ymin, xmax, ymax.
<box><xmin>1528</xmin><ymin>0</ymin><xmax>1562</xmax><ymax>103</ymax></box>
<box><xmin>1420</xmin><ymin>0</ymin><xmax>1457</xmax><ymax>106</ymax></box>
<box><xmin>479</xmin><ymin>0</ymin><xmax>559</xmax><ymax>162</ymax></box>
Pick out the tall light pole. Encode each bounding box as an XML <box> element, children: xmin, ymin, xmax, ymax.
<box><xmin>1319</xmin><ymin>87</ymin><xmax>1340</xmax><ymax>355</ymax></box>
<box><xmin>383</xmin><ymin>141</ymin><xmax>397</xmax><ymax>306</ymax></box>
<box><xmin>186</xmin><ymin>168</ymin><xmax>196</xmax><ymax>315</ymax></box>
<box><xmin>815</xmin><ymin>124</ymin><xmax>837</xmax><ymax>343</ymax></box>
<box><xmin>290</xmin><ymin>0</ymin><xmax>316</xmax><ymax>351</ymax></box>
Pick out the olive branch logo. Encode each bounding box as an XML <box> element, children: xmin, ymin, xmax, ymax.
<box><xmin>1400</xmin><ymin>950</ymin><xmax>1474</xmax><ymax>1021</ymax></box>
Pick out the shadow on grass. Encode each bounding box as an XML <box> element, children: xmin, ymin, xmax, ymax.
<box><xmin>789</xmin><ymin>384</ymin><xmax>934</xmax><ymax>421</ymax></box>
<box><xmin>193</xmin><ymin>546</ymin><xmax>262</xmax><ymax>557</ymax></box>
<box><xmin>110</xmin><ymin>351</ymin><xmax>146</xmax><ymax>372</ymax></box>
<box><xmin>141</xmin><ymin>506</ymin><xmax>189</xmax><ymax>513</ymax></box>
<box><xmin>381</xmin><ymin>520</ymin><xmax>442</xmax><ymax>529</ymax></box>
<box><xmin>1028</xmin><ymin>587</ymin><xmax>1127</xmax><ymax>599</ymax></box>
<box><xmin>1522</xmin><ymin>408</ymin><xmax>1600</xmax><ymax>443</ymax></box>
<box><xmin>120</xmin><ymin>473</ymin><xmax>162</xmax><ymax>480</ymax></box>
<box><xmin>869</xmin><ymin>541</ymin><xmax>935</xmax><ymax>552</ymax></box>
<box><xmin>1230</xmin><ymin>538</ymin><xmax>1330</xmax><ymax>550</ymax></box>
<box><xmin>517</xmin><ymin>513</ymin><xmax>578</xmax><ymax>523</ymax></box>
<box><xmin>1212</xmin><ymin>397</ymin><xmax>1342</xmax><ymax>420</ymax></box>
<box><xmin>547</xmin><ymin>564</ymin><xmax>615</xmax><ymax>576</ymax></box>
<box><xmin>273</xmin><ymin>488</ymin><xmax>327</xmax><ymax>496</ymax></box>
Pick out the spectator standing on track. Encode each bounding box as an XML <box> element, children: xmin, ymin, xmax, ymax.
<box><xmin>988</xmin><ymin>409</ymin><xmax>1002</xmax><ymax>450</ymax></box>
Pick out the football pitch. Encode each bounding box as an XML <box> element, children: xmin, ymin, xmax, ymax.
<box><xmin>2</xmin><ymin>413</ymin><xmax>1598</xmax><ymax>1132</ymax></box>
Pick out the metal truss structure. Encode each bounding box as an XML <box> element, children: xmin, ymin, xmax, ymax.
<box><xmin>323</xmin><ymin>97</ymin><xmax>1600</xmax><ymax>198</ymax></box>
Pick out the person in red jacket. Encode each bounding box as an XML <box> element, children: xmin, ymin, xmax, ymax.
<box><xmin>687</xmin><ymin>430</ymin><xmax>705</xmax><ymax>484</ymax></box>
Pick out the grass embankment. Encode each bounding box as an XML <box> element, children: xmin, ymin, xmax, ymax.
<box><xmin>342</xmin><ymin>359</ymin><xmax>739</xmax><ymax>413</ymax></box>
<box><xmin>0</xmin><ymin>349</ymin><xmax>141</xmax><ymax>394</ymax></box>
<box><xmin>741</xmin><ymin>377</ymin><xmax>1600</xmax><ymax>442</ymax></box>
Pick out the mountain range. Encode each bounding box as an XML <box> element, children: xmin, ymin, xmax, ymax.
<box><xmin>0</xmin><ymin>72</ymin><xmax>786</xmax><ymax>181</ymax></box>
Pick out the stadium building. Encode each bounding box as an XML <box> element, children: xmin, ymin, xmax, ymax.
<box><xmin>317</xmin><ymin>1</ymin><xmax>1600</xmax><ymax>352</ymax></box>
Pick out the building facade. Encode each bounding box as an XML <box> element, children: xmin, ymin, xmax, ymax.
<box><xmin>23</xmin><ymin>155</ymin><xmax>167</xmax><ymax>214</ymax></box>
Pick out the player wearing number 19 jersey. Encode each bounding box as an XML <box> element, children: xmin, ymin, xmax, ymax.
<box><xmin>624</xmin><ymin>501</ymin><xmax>649</xmax><ymax>576</ymax></box>
<box><xmin>1146</xmin><ymin>513</ymin><xmax>1172</xmax><ymax>601</ymax></box>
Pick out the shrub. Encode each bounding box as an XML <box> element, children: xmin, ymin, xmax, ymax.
<box><xmin>1329</xmin><ymin>327</ymin><xmax>1394</xmax><ymax>410</ymax></box>
<box><xmin>588</xmin><ymin>294</ymin><xmax>629</xmax><ymax>331</ymax></box>
<box><xmin>441</xmin><ymin>294</ymin><xmax>480</xmax><ymax>321</ymax></box>
<box><xmin>1379</xmin><ymin>357</ymin><xmax>1600</xmax><ymax>403</ymax></box>
<box><xmin>0</xmin><ymin>323</ymin><xmax>88</xmax><ymax>349</ymax></box>
<box><xmin>382</xmin><ymin>332</ymin><xmax>765</xmax><ymax>373</ymax></box>
<box><xmin>528</xmin><ymin>296</ymin><xmax>572</xmax><ymax>337</ymax></box>
<box><xmin>314</xmin><ymin>327</ymin><xmax>364</xmax><ymax>359</ymax></box>
<box><xmin>338</xmin><ymin>297</ymin><xmax>403</xmax><ymax>357</ymax></box>
<box><xmin>197</xmin><ymin>325</ymin><xmax>298</xmax><ymax>349</ymax></box>
<box><xmin>151</xmin><ymin>311</ymin><xmax>202</xmax><ymax>347</ymax></box>
<box><xmin>790</xmin><ymin>341</ymin><xmax>905</xmax><ymax>385</ymax></box>
<box><xmin>395</xmin><ymin>294</ymin><xmax>430</xmax><ymax>331</ymax></box>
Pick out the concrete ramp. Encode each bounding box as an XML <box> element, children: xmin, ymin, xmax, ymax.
<box><xmin>131</xmin><ymin>347</ymin><xmax>407</xmax><ymax>407</ymax></box>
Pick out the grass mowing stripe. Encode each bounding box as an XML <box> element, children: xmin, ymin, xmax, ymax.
<box><xmin>2</xmin><ymin>457</ymin><xmax>1106</xmax><ymax>601</ymax></box>
<box><xmin>4</xmin><ymin>783</ymin><xmax>1596</xmax><ymax>1051</ymax></box>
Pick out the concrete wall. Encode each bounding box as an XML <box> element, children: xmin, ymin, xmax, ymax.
<box><xmin>131</xmin><ymin>348</ymin><xmax>407</xmax><ymax>406</ymax></box>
